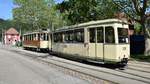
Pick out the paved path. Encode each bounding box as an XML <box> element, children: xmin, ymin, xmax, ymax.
<box><xmin>0</xmin><ymin>47</ymin><xmax>90</xmax><ymax>84</ymax></box>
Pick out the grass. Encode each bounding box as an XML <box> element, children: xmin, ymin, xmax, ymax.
<box><xmin>130</xmin><ymin>54</ymin><xmax>150</xmax><ymax>62</ymax></box>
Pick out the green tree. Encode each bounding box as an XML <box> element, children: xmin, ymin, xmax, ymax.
<box><xmin>113</xmin><ymin>0</ymin><xmax>150</xmax><ymax>55</ymax></box>
<box><xmin>13</xmin><ymin>0</ymin><xmax>64</xmax><ymax>32</ymax></box>
<box><xmin>57</xmin><ymin>0</ymin><xmax>120</xmax><ymax>25</ymax></box>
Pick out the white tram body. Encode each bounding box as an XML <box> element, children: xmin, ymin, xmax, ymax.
<box><xmin>49</xmin><ymin>19</ymin><xmax>130</xmax><ymax>65</ymax></box>
<box><xmin>23</xmin><ymin>30</ymin><xmax>49</xmax><ymax>51</ymax></box>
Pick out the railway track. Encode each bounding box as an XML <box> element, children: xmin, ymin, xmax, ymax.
<box><xmin>40</xmin><ymin>57</ymin><xmax>150</xmax><ymax>84</ymax></box>
<box><xmin>4</xmin><ymin>47</ymin><xmax>150</xmax><ymax>84</ymax></box>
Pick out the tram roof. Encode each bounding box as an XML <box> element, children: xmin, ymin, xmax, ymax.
<box><xmin>56</xmin><ymin>19</ymin><xmax>128</xmax><ymax>32</ymax></box>
<box><xmin>23</xmin><ymin>30</ymin><xmax>49</xmax><ymax>35</ymax></box>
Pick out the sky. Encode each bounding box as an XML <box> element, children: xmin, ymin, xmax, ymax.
<box><xmin>0</xmin><ymin>0</ymin><xmax>64</xmax><ymax>20</ymax></box>
<box><xmin>0</xmin><ymin>0</ymin><xmax>14</xmax><ymax>20</ymax></box>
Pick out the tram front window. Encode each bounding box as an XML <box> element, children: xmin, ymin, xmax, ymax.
<box><xmin>118</xmin><ymin>28</ymin><xmax>128</xmax><ymax>43</ymax></box>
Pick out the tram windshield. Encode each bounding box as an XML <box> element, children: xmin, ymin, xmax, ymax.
<box><xmin>118</xmin><ymin>28</ymin><xmax>128</xmax><ymax>43</ymax></box>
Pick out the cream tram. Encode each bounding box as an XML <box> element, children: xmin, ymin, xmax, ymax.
<box><xmin>49</xmin><ymin>19</ymin><xmax>130</xmax><ymax>66</ymax></box>
<box><xmin>23</xmin><ymin>30</ymin><xmax>49</xmax><ymax>51</ymax></box>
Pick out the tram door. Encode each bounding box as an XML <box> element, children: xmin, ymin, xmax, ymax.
<box><xmin>89</xmin><ymin>27</ymin><xmax>104</xmax><ymax>60</ymax></box>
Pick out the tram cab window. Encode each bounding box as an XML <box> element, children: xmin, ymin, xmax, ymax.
<box><xmin>118</xmin><ymin>28</ymin><xmax>128</xmax><ymax>43</ymax></box>
<box><xmin>105</xmin><ymin>27</ymin><xmax>115</xmax><ymax>43</ymax></box>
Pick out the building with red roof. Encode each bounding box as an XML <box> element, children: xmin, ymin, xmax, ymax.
<box><xmin>4</xmin><ymin>28</ymin><xmax>20</xmax><ymax>45</ymax></box>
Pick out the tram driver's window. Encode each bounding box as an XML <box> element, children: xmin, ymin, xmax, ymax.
<box><xmin>105</xmin><ymin>27</ymin><xmax>115</xmax><ymax>43</ymax></box>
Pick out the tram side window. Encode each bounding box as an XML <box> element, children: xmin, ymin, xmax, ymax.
<box><xmin>24</xmin><ymin>36</ymin><xmax>25</xmax><ymax>41</ymax></box>
<box><xmin>28</xmin><ymin>35</ymin><xmax>29</xmax><ymax>40</ymax></box>
<box><xmin>70</xmin><ymin>31</ymin><xmax>74</xmax><ymax>42</ymax></box>
<box><xmin>30</xmin><ymin>34</ymin><xmax>32</xmax><ymax>40</ymax></box>
<box><xmin>64</xmin><ymin>32</ymin><xmax>69</xmax><ymax>42</ymax></box>
<box><xmin>33</xmin><ymin>34</ymin><xmax>36</xmax><ymax>40</ymax></box>
<box><xmin>31</xmin><ymin>34</ymin><xmax>33</xmax><ymax>40</ymax></box>
<box><xmin>105</xmin><ymin>27</ymin><xmax>115</xmax><ymax>43</ymax></box>
<box><xmin>27</xmin><ymin>35</ymin><xmax>29</xmax><ymax>41</ymax></box>
<box><xmin>35</xmin><ymin>34</ymin><xmax>38</xmax><ymax>40</ymax></box>
<box><xmin>53</xmin><ymin>33</ymin><xmax>57</xmax><ymax>42</ymax></box>
<box><xmin>43</xmin><ymin>33</ymin><xmax>48</xmax><ymax>41</ymax></box>
<box><xmin>43</xmin><ymin>33</ymin><xmax>46</xmax><ymax>40</ymax></box>
<box><xmin>40</xmin><ymin>34</ymin><xmax>44</xmax><ymax>41</ymax></box>
<box><xmin>64</xmin><ymin>31</ymin><xmax>74</xmax><ymax>43</ymax></box>
<box><xmin>89</xmin><ymin>28</ymin><xmax>95</xmax><ymax>43</ymax></box>
<box><xmin>54</xmin><ymin>33</ymin><xmax>63</xmax><ymax>43</ymax></box>
<box><xmin>74</xmin><ymin>29</ymin><xmax>84</xmax><ymax>43</ymax></box>
<box><xmin>97</xmin><ymin>27</ymin><xmax>103</xmax><ymax>43</ymax></box>
<box><xmin>23</xmin><ymin>36</ymin><xmax>25</xmax><ymax>41</ymax></box>
<box><xmin>26</xmin><ymin>36</ymin><xmax>27</xmax><ymax>41</ymax></box>
<box><xmin>38</xmin><ymin>34</ymin><xmax>40</xmax><ymax>40</ymax></box>
<box><xmin>26</xmin><ymin>35</ymin><xmax>28</xmax><ymax>40</ymax></box>
<box><xmin>58</xmin><ymin>33</ymin><xmax>63</xmax><ymax>42</ymax></box>
<box><xmin>47</xmin><ymin>33</ymin><xmax>49</xmax><ymax>41</ymax></box>
<box><xmin>30</xmin><ymin>35</ymin><xmax>31</xmax><ymax>41</ymax></box>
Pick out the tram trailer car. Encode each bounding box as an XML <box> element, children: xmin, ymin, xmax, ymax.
<box><xmin>23</xmin><ymin>31</ymin><xmax>49</xmax><ymax>52</ymax></box>
<box><xmin>49</xmin><ymin>19</ymin><xmax>130</xmax><ymax>66</ymax></box>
